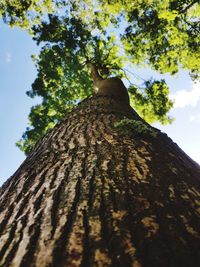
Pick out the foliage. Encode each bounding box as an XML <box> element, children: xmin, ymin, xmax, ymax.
<box><xmin>0</xmin><ymin>0</ymin><xmax>56</xmax><ymax>29</ymax></box>
<box><xmin>70</xmin><ymin>0</ymin><xmax>200</xmax><ymax>78</ymax></box>
<box><xmin>128</xmin><ymin>79</ymin><xmax>174</xmax><ymax>124</ymax></box>
<box><xmin>1</xmin><ymin>0</ymin><xmax>199</xmax><ymax>154</ymax></box>
<box><xmin>1</xmin><ymin>0</ymin><xmax>199</xmax><ymax>76</ymax></box>
<box><xmin>114</xmin><ymin>118</ymin><xmax>157</xmax><ymax>138</ymax></box>
<box><xmin>121</xmin><ymin>0</ymin><xmax>200</xmax><ymax>78</ymax></box>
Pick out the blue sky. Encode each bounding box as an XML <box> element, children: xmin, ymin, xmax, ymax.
<box><xmin>0</xmin><ymin>21</ymin><xmax>200</xmax><ymax>186</ymax></box>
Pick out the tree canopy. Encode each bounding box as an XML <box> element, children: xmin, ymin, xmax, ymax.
<box><xmin>1</xmin><ymin>0</ymin><xmax>199</xmax><ymax>154</ymax></box>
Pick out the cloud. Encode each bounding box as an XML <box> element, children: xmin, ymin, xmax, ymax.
<box><xmin>5</xmin><ymin>52</ymin><xmax>12</xmax><ymax>63</ymax></box>
<box><xmin>170</xmin><ymin>81</ymin><xmax>200</xmax><ymax>108</ymax></box>
<box><xmin>190</xmin><ymin>113</ymin><xmax>200</xmax><ymax>123</ymax></box>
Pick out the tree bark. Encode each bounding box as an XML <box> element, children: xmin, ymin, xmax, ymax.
<box><xmin>0</xmin><ymin>96</ymin><xmax>200</xmax><ymax>267</ymax></box>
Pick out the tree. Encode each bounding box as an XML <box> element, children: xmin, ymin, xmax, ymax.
<box><xmin>1</xmin><ymin>0</ymin><xmax>199</xmax><ymax>154</ymax></box>
<box><xmin>1</xmin><ymin>0</ymin><xmax>199</xmax><ymax>77</ymax></box>
<box><xmin>0</xmin><ymin>3</ymin><xmax>200</xmax><ymax>265</ymax></box>
<box><xmin>0</xmin><ymin>93</ymin><xmax>200</xmax><ymax>267</ymax></box>
<box><xmin>0</xmin><ymin>0</ymin><xmax>61</xmax><ymax>28</ymax></box>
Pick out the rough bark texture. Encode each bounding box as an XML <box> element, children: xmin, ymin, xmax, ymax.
<box><xmin>0</xmin><ymin>96</ymin><xmax>200</xmax><ymax>267</ymax></box>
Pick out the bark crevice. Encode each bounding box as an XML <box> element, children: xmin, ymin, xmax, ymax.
<box><xmin>0</xmin><ymin>96</ymin><xmax>200</xmax><ymax>267</ymax></box>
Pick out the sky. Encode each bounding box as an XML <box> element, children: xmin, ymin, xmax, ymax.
<box><xmin>0</xmin><ymin>21</ymin><xmax>200</xmax><ymax>186</ymax></box>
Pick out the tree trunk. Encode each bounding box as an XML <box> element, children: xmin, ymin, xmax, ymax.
<box><xmin>0</xmin><ymin>96</ymin><xmax>200</xmax><ymax>267</ymax></box>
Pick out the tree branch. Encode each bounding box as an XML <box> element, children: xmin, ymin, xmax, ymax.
<box><xmin>86</xmin><ymin>62</ymin><xmax>103</xmax><ymax>83</ymax></box>
<box><xmin>183</xmin><ymin>19</ymin><xmax>200</xmax><ymax>34</ymax></box>
<box><xmin>179</xmin><ymin>0</ymin><xmax>199</xmax><ymax>14</ymax></box>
